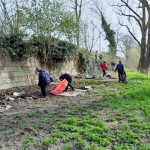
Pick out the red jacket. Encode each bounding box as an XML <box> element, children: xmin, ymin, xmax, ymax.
<box><xmin>102</xmin><ymin>63</ymin><xmax>107</xmax><ymax>71</ymax></box>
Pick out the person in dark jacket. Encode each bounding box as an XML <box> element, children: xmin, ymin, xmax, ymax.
<box><xmin>111</xmin><ymin>62</ymin><xmax>115</xmax><ymax>71</ymax></box>
<box><xmin>36</xmin><ymin>68</ymin><xmax>53</xmax><ymax>97</ymax></box>
<box><xmin>59</xmin><ymin>73</ymin><xmax>75</xmax><ymax>91</ymax></box>
<box><xmin>115</xmin><ymin>61</ymin><xmax>124</xmax><ymax>82</ymax></box>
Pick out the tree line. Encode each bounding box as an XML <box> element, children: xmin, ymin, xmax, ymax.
<box><xmin>0</xmin><ymin>0</ymin><xmax>150</xmax><ymax>74</ymax></box>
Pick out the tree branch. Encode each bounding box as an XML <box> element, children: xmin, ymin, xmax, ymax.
<box><xmin>120</xmin><ymin>0</ymin><xmax>142</xmax><ymax>21</ymax></box>
<box><xmin>119</xmin><ymin>20</ymin><xmax>141</xmax><ymax>46</ymax></box>
<box><xmin>117</xmin><ymin>9</ymin><xmax>142</xmax><ymax>30</ymax></box>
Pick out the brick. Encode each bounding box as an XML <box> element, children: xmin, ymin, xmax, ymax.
<box><xmin>8</xmin><ymin>67</ymin><xmax>17</xmax><ymax>72</ymax></box>
<box><xmin>10</xmin><ymin>77</ymin><xmax>19</xmax><ymax>83</ymax></box>
<box><xmin>18</xmin><ymin>77</ymin><xmax>24</xmax><ymax>82</ymax></box>
<box><xmin>12</xmin><ymin>83</ymin><xmax>18</xmax><ymax>87</ymax></box>
<box><xmin>6</xmin><ymin>78</ymin><xmax>11</xmax><ymax>84</ymax></box>
<box><xmin>1</xmin><ymin>78</ymin><xmax>6</xmax><ymax>84</ymax></box>
<box><xmin>0</xmin><ymin>84</ymin><xmax>13</xmax><ymax>90</ymax></box>
<box><xmin>17</xmin><ymin>67</ymin><xmax>22</xmax><ymax>72</ymax></box>
<box><xmin>17</xmin><ymin>82</ymin><xmax>27</xmax><ymax>87</ymax></box>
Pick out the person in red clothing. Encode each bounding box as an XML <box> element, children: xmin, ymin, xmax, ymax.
<box><xmin>101</xmin><ymin>62</ymin><xmax>107</xmax><ymax>77</ymax></box>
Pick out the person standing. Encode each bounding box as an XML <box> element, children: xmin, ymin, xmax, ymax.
<box><xmin>101</xmin><ymin>62</ymin><xmax>107</xmax><ymax>77</ymax></box>
<box><xmin>95</xmin><ymin>51</ymin><xmax>98</xmax><ymax>60</ymax></box>
<box><xmin>36</xmin><ymin>68</ymin><xmax>53</xmax><ymax>97</ymax></box>
<box><xmin>59</xmin><ymin>73</ymin><xmax>75</xmax><ymax>91</ymax></box>
<box><xmin>115</xmin><ymin>61</ymin><xmax>124</xmax><ymax>82</ymax></box>
<box><xmin>111</xmin><ymin>62</ymin><xmax>115</xmax><ymax>71</ymax></box>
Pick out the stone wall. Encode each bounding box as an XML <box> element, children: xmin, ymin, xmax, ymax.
<box><xmin>0</xmin><ymin>52</ymin><xmax>79</xmax><ymax>90</ymax></box>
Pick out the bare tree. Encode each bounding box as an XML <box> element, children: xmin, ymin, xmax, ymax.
<box><xmin>0</xmin><ymin>0</ymin><xmax>24</xmax><ymax>35</ymax></box>
<box><xmin>111</xmin><ymin>0</ymin><xmax>150</xmax><ymax>74</ymax></box>
<box><xmin>69</xmin><ymin>0</ymin><xmax>91</xmax><ymax>50</ymax></box>
<box><xmin>92</xmin><ymin>0</ymin><xmax>117</xmax><ymax>57</ymax></box>
<box><xmin>81</xmin><ymin>20</ymin><xmax>101</xmax><ymax>54</ymax></box>
<box><xmin>118</xmin><ymin>34</ymin><xmax>135</xmax><ymax>62</ymax></box>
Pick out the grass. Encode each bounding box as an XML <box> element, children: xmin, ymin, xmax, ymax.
<box><xmin>63</xmin><ymin>145</ymin><xmax>72</xmax><ymax>150</ymax></box>
<box><xmin>1</xmin><ymin>71</ymin><xmax>150</xmax><ymax>149</ymax></box>
<box><xmin>22</xmin><ymin>136</ymin><xmax>34</xmax><ymax>149</ymax></box>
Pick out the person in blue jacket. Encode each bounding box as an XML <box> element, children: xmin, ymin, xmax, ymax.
<box><xmin>59</xmin><ymin>73</ymin><xmax>75</xmax><ymax>91</ymax></box>
<box><xmin>36</xmin><ymin>68</ymin><xmax>53</xmax><ymax>97</ymax></box>
<box><xmin>115</xmin><ymin>61</ymin><xmax>124</xmax><ymax>82</ymax></box>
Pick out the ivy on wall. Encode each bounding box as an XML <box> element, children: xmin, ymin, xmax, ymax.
<box><xmin>0</xmin><ymin>34</ymin><xmax>92</xmax><ymax>73</ymax></box>
<box><xmin>77</xmin><ymin>49</ymin><xmax>91</xmax><ymax>73</ymax></box>
<box><xmin>0</xmin><ymin>34</ymin><xmax>76</xmax><ymax>64</ymax></box>
<box><xmin>0</xmin><ymin>33</ymin><xmax>38</xmax><ymax>60</ymax></box>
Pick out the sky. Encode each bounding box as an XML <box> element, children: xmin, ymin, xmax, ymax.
<box><xmin>0</xmin><ymin>0</ymin><xmax>143</xmax><ymax>58</ymax></box>
<box><xmin>80</xmin><ymin>0</ymin><xmax>142</xmax><ymax>58</ymax></box>
<box><xmin>80</xmin><ymin>0</ymin><xmax>120</xmax><ymax>56</ymax></box>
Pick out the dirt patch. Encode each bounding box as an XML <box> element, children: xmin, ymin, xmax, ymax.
<box><xmin>0</xmin><ymin>78</ymin><xmax>127</xmax><ymax>150</ymax></box>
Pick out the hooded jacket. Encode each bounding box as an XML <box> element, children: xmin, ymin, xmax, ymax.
<box><xmin>38</xmin><ymin>69</ymin><xmax>52</xmax><ymax>87</ymax></box>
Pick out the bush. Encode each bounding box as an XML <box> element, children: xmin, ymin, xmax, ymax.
<box><xmin>0</xmin><ymin>34</ymin><xmax>76</xmax><ymax>63</ymax></box>
<box><xmin>0</xmin><ymin>33</ymin><xmax>38</xmax><ymax>60</ymax></box>
<box><xmin>77</xmin><ymin>49</ymin><xmax>91</xmax><ymax>73</ymax></box>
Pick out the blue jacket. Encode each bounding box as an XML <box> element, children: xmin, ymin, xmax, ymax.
<box><xmin>115</xmin><ymin>63</ymin><xmax>124</xmax><ymax>73</ymax></box>
<box><xmin>38</xmin><ymin>69</ymin><xmax>53</xmax><ymax>87</ymax></box>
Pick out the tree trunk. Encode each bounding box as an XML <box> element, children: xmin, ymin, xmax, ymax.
<box><xmin>76</xmin><ymin>17</ymin><xmax>80</xmax><ymax>51</ymax></box>
<box><xmin>144</xmin><ymin>27</ymin><xmax>150</xmax><ymax>75</ymax></box>
<box><xmin>138</xmin><ymin>30</ymin><xmax>147</xmax><ymax>74</ymax></box>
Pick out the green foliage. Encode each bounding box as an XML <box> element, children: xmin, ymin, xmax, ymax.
<box><xmin>77</xmin><ymin>49</ymin><xmax>91</xmax><ymax>72</ymax></box>
<box><xmin>101</xmin><ymin>13</ymin><xmax>117</xmax><ymax>54</ymax></box>
<box><xmin>22</xmin><ymin>136</ymin><xmax>33</xmax><ymax>149</ymax></box>
<box><xmin>51</xmin><ymin>39</ymin><xmax>76</xmax><ymax>61</ymax></box>
<box><xmin>0</xmin><ymin>33</ymin><xmax>76</xmax><ymax>63</ymax></box>
<box><xmin>75</xmin><ymin>139</ymin><xmax>87</xmax><ymax>148</ymax></box>
<box><xmin>0</xmin><ymin>127</ymin><xmax>6</xmax><ymax>131</ymax></box>
<box><xmin>22</xmin><ymin>139</ymin><xmax>33</xmax><ymax>149</ymax></box>
<box><xmin>0</xmin><ymin>0</ymin><xmax>77</xmax><ymax>63</ymax></box>
<box><xmin>0</xmin><ymin>33</ymin><xmax>38</xmax><ymax>61</ymax></box>
<box><xmin>63</xmin><ymin>145</ymin><xmax>72</xmax><ymax>150</ymax></box>
<box><xmin>43</xmin><ymin>138</ymin><xmax>53</xmax><ymax>146</ymax></box>
<box><xmin>42</xmin><ymin>138</ymin><xmax>55</xmax><ymax>147</ymax></box>
<box><xmin>52</xmin><ymin>131</ymin><xmax>64</xmax><ymax>138</ymax></box>
<box><xmin>3</xmin><ymin>71</ymin><xmax>150</xmax><ymax>149</ymax></box>
<box><xmin>26</xmin><ymin>110</ymin><xmax>35</xmax><ymax>117</ymax></box>
<box><xmin>32</xmin><ymin>36</ymin><xmax>76</xmax><ymax>65</ymax></box>
<box><xmin>67</xmin><ymin>117</ymin><xmax>78</xmax><ymax>125</ymax></box>
<box><xmin>40</xmin><ymin>118</ymin><xmax>50</xmax><ymax>123</ymax></box>
<box><xmin>70</xmin><ymin>133</ymin><xmax>80</xmax><ymax>140</ymax></box>
<box><xmin>122</xmin><ymin>124</ymin><xmax>130</xmax><ymax>131</ymax></box>
<box><xmin>106</xmin><ymin>117</ymin><xmax>116</xmax><ymax>122</ymax></box>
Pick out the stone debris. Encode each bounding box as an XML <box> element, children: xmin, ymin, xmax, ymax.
<box><xmin>84</xmin><ymin>86</ymin><xmax>92</xmax><ymax>89</ymax></box>
<box><xmin>0</xmin><ymin>105</ymin><xmax>11</xmax><ymax>113</ymax></box>
<box><xmin>13</xmin><ymin>92</ymin><xmax>21</xmax><ymax>97</ymax></box>
<box><xmin>74</xmin><ymin>74</ymin><xmax>83</xmax><ymax>78</ymax></box>
<box><xmin>5</xmin><ymin>96</ymin><xmax>15</xmax><ymax>101</ymax></box>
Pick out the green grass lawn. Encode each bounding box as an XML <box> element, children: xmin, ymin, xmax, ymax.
<box><xmin>0</xmin><ymin>71</ymin><xmax>150</xmax><ymax>150</ymax></box>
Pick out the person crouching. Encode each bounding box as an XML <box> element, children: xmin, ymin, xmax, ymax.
<box><xmin>59</xmin><ymin>73</ymin><xmax>75</xmax><ymax>91</ymax></box>
<box><xmin>36</xmin><ymin>68</ymin><xmax>53</xmax><ymax>97</ymax></box>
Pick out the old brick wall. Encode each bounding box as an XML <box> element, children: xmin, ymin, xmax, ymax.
<box><xmin>0</xmin><ymin>51</ymin><xmax>78</xmax><ymax>90</ymax></box>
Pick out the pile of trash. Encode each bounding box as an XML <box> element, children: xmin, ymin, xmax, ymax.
<box><xmin>0</xmin><ymin>86</ymin><xmax>40</xmax><ymax>113</ymax></box>
<box><xmin>85</xmin><ymin>73</ymin><xmax>116</xmax><ymax>79</ymax></box>
<box><xmin>5</xmin><ymin>91</ymin><xmax>37</xmax><ymax>102</ymax></box>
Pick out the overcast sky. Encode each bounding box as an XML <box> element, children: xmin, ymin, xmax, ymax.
<box><xmin>80</xmin><ymin>0</ymin><xmax>142</xmax><ymax>57</ymax></box>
